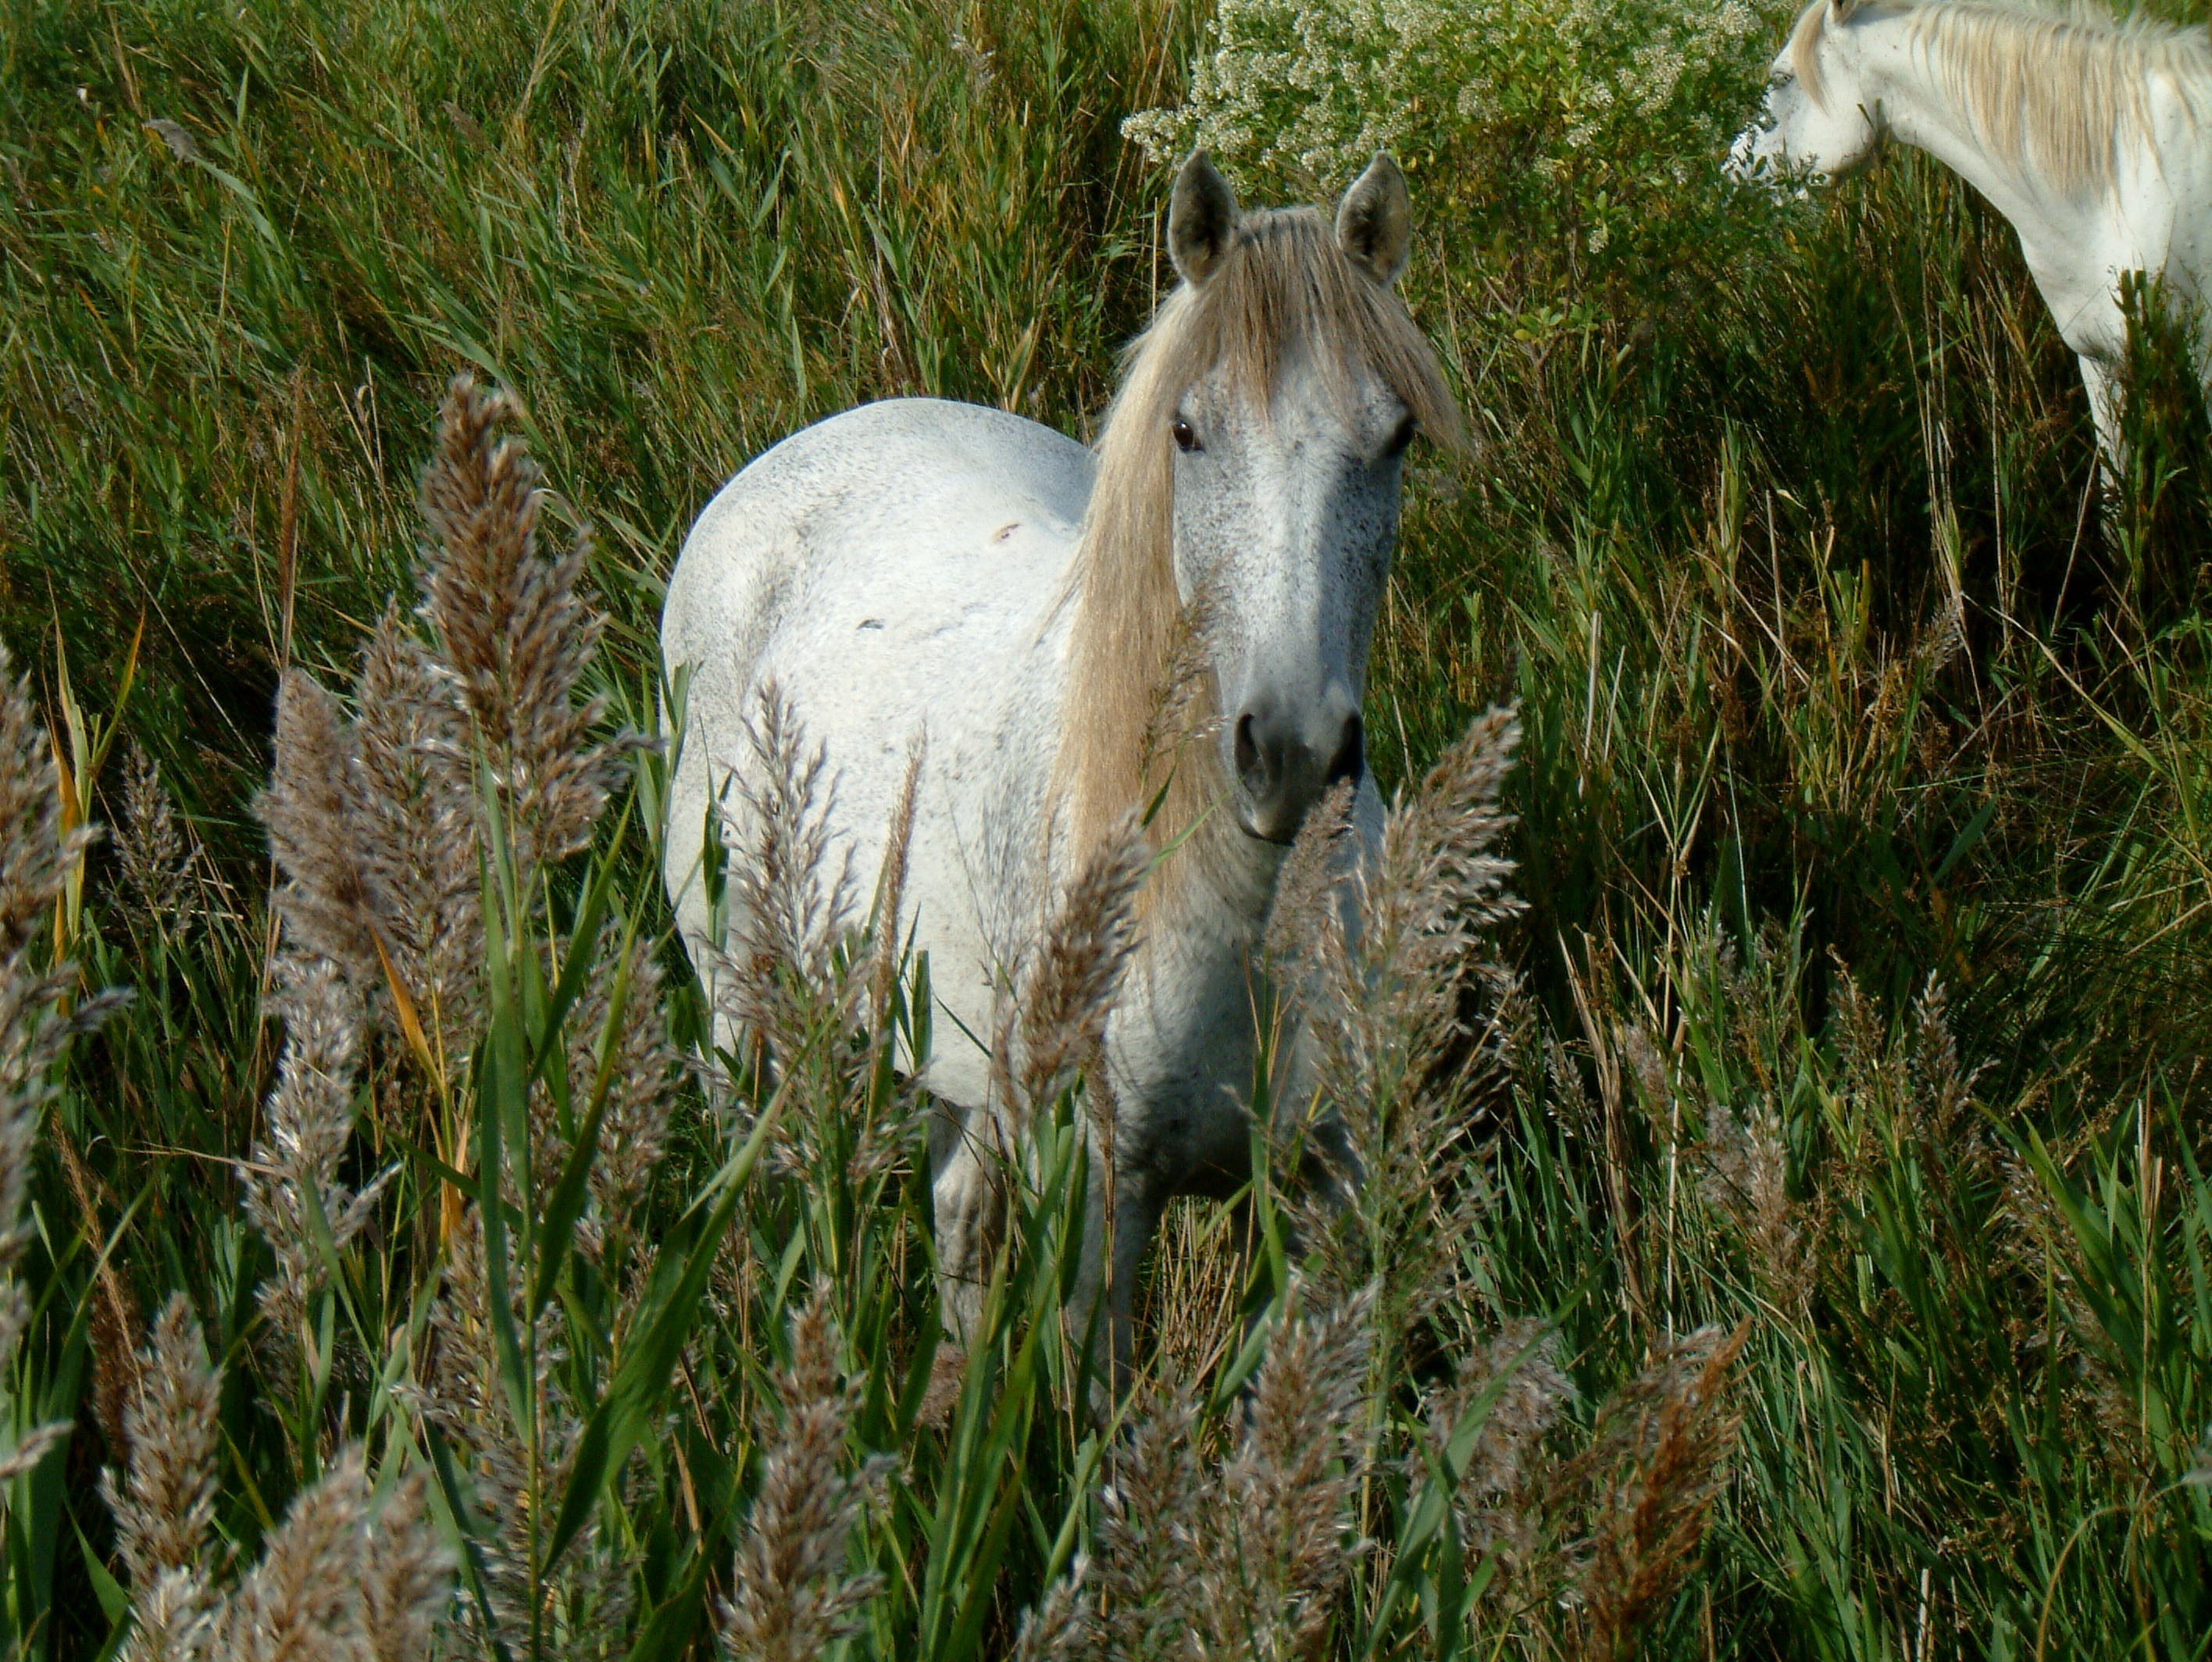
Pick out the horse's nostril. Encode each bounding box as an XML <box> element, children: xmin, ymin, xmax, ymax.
<box><xmin>1325</xmin><ymin>713</ymin><xmax>1364</xmax><ymax>786</ymax></box>
<box><xmin>1234</xmin><ymin>712</ymin><xmax>1261</xmax><ymax>784</ymax></box>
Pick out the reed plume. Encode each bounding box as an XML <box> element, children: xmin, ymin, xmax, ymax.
<box><xmin>259</xmin><ymin>375</ymin><xmax>633</xmax><ymax>1040</ymax></box>
<box><xmin>0</xmin><ymin>644</ymin><xmax>123</xmax><ymax>1483</ymax></box>
<box><xmin>216</xmin><ymin>1450</ymin><xmax>373</xmax><ymax>1662</ymax></box>
<box><xmin>1090</xmin><ymin>1378</ymin><xmax>1205</xmax><ymax>1657</ymax></box>
<box><xmin>260</xmin><ymin>669</ymin><xmax>384</xmax><ymax>989</ymax></box>
<box><xmin>562</xmin><ymin>940</ymin><xmax>679</xmax><ymax>1257</ymax></box>
<box><xmin>120</xmin><ymin>1569</ymin><xmax>220</xmax><ymax>1662</ymax></box>
<box><xmin>1015</xmin><ymin>810</ymin><xmax>1147</xmax><ymax>1111</ymax></box>
<box><xmin>101</xmin><ymin>1294</ymin><xmax>222</xmax><ymax>1590</ymax></box>
<box><xmin>361</xmin><ymin>1471</ymin><xmax>454</xmax><ymax>1662</ymax></box>
<box><xmin>99</xmin><ymin>1306</ymin><xmax>223</xmax><ymax>1661</ymax></box>
<box><xmin>1204</xmin><ymin>1283</ymin><xmax>1376</xmax><ymax>1660</ymax></box>
<box><xmin>102</xmin><ymin>1297</ymin><xmax>450</xmax><ymax>1662</ymax></box>
<box><xmin>241</xmin><ymin>954</ymin><xmax>394</xmax><ymax>1349</ymax></box>
<box><xmin>348</xmin><ymin>606</ymin><xmax>483</xmax><ymax>1036</ymax></box>
<box><xmin>722</xmin><ymin>1290</ymin><xmax>894</xmax><ymax>1662</ymax></box>
<box><xmin>1416</xmin><ymin>1318</ymin><xmax>1576</xmax><ymax>1582</ymax></box>
<box><xmin>1009</xmin><ymin>1558</ymin><xmax>1094</xmax><ymax>1662</ymax></box>
<box><xmin>416</xmin><ymin>376</ymin><xmax>622</xmax><ymax>883</ymax></box>
<box><xmin>412</xmin><ymin>1208</ymin><xmax>623</xmax><ymax>1654</ymax></box>
<box><xmin>1061</xmin><ymin>1285</ymin><xmax>1375</xmax><ymax>1661</ymax></box>
<box><xmin>1694</xmin><ymin>1094</ymin><xmax>1807</xmax><ymax>1319</ymax></box>
<box><xmin>715</xmin><ymin>682</ymin><xmax>859</xmax><ymax>1075</ymax></box>
<box><xmin>710</xmin><ymin>685</ymin><xmax>923</xmax><ymax>1205</ymax></box>
<box><xmin>113</xmin><ymin>740</ymin><xmax>196</xmax><ymax>931</ymax></box>
<box><xmin>1265</xmin><ymin>707</ymin><xmax>1525</xmax><ymax>1349</ymax></box>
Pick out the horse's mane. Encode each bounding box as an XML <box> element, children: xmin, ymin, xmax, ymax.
<box><xmin>1055</xmin><ymin>205</ymin><xmax>1460</xmax><ymax>898</ymax></box>
<box><xmin>1793</xmin><ymin>0</ymin><xmax>2212</xmax><ymax>195</ymax></box>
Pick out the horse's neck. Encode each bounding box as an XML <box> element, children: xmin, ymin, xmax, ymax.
<box><xmin>1134</xmin><ymin>819</ymin><xmax>1282</xmax><ymax>979</ymax></box>
<box><xmin>1853</xmin><ymin>20</ymin><xmax>2104</xmax><ymax>271</ymax></box>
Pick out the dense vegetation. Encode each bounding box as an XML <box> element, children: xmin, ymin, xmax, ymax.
<box><xmin>4</xmin><ymin>0</ymin><xmax>2211</xmax><ymax>1657</ymax></box>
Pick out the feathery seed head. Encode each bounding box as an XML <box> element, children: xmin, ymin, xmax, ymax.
<box><xmin>101</xmin><ymin>1296</ymin><xmax>223</xmax><ymax>1589</ymax></box>
<box><xmin>722</xmin><ymin>1290</ymin><xmax>894</xmax><ymax>1662</ymax></box>
<box><xmin>1018</xmin><ymin>811</ymin><xmax>1149</xmax><ymax>1110</ymax></box>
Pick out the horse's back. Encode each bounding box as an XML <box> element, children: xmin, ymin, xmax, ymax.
<box><xmin>662</xmin><ymin>398</ymin><xmax>1090</xmax><ymax>1098</ymax></box>
<box><xmin>664</xmin><ymin>398</ymin><xmax>1088</xmax><ymax>673</ymax></box>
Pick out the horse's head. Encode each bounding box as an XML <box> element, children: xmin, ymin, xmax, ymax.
<box><xmin>1729</xmin><ymin>0</ymin><xmax>1885</xmax><ymax>186</ymax></box>
<box><xmin>1157</xmin><ymin>152</ymin><xmax>1440</xmax><ymax>844</ymax></box>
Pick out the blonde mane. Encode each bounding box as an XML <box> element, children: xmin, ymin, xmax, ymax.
<box><xmin>1793</xmin><ymin>0</ymin><xmax>2212</xmax><ymax>197</ymax></box>
<box><xmin>1054</xmin><ymin>205</ymin><xmax>1461</xmax><ymax>897</ymax></box>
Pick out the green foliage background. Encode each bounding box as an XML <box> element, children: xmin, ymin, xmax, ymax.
<box><xmin>5</xmin><ymin>0</ymin><xmax>2212</xmax><ymax>1656</ymax></box>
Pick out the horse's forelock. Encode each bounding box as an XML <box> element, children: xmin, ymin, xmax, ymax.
<box><xmin>1789</xmin><ymin>0</ymin><xmax>1835</xmax><ymax>109</ymax></box>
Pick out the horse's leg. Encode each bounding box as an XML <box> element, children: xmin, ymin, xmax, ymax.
<box><xmin>930</xmin><ymin>1109</ymin><xmax>1001</xmax><ymax>1346</ymax></box>
<box><xmin>1069</xmin><ymin>1158</ymin><xmax>1165</xmax><ymax>1404</ymax></box>
<box><xmin>2079</xmin><ymin>351</ymin><xmax>2128</xmax><ymax>487</ymax></box>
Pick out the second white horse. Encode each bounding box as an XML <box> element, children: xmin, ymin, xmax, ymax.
<box><xmin>1732</xmin><ymin>0</ymin><xmax>2212</xmax><ymax>465</ymax></box>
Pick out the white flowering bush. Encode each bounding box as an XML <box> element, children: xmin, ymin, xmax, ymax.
<box><xmin>1126</xmin><ymin>0</ymin><xmax>1777</xmax><ymax>278</ymax></box>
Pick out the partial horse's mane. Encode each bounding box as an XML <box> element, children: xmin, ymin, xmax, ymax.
<box><xmin>1054</xmin><ymin>205</ymin><xmax>1460</xmax><ymax>898</ymax></box>
<box><xmin>1793</xmin><ymin>0</ymin><xmax>2212</xmax><ymax>196</ymax></box>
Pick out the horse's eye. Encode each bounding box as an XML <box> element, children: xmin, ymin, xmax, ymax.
<box><xmin>1383</xmin><ymin>414</ymin><xmax>1417</xmax><ymax>458</ymax></box>
<box><xmin>1171</xmin><ymin>416</ymin><xmax>1201</xmax><ymax>453</ymax></box>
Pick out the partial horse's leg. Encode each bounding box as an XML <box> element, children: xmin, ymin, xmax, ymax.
<box><xmin>930</xmin><ymin>1109</ymin><xmax>1000</xmax><ymax>1346</ymax></box>
<box><xmin>1069</xmin><ymin>1159</ymin><xmax>1166</xmax><ymax>1404</ymax></box>
<box><xmin>2079</xmin><ymin>351</ymin><xmax>2128</xmax><ymax>487</ymax></box>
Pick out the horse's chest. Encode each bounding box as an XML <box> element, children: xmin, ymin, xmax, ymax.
<box><xmin>1106</xmin><ymin>937</ymin><xmax>1266</xmax><ymax>1175</ymax></box>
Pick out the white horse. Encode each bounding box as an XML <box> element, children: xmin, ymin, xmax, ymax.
<box><xmin>1731</xmin><ymin>0</ymin><xmax>2212</xmax><ymax>467</ymax></box>
<box><xmin>662</xmin><ymin>152</ymin><xmax>1460</xmax><ymax>1375</ymax></box>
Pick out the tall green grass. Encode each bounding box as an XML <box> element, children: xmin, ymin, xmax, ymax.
<box><xmin>7</xmin><ymin>0</ymin><xmax>2212</xmax><ymax>1657</ymax></box>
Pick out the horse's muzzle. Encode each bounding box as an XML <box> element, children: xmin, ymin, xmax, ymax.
<box><xmin>1233</xmin><ymin>701</ymin><xmax>1363</xmax><ymax>843</ymax></box>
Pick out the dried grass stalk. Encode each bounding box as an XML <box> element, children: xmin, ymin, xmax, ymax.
<box><xmin>866</xmin><ymin>737</ymin><xmax>926</xmax><ymax>1036</ymax></box>
<box><xmin>0</xmin><ymin>644</ymin><xmax>126</xmax><ymax>1484</ymax></box>
<box><xmin>1559</xmin><ymin>1320</ymin><xmax>1750</xmax><ymax>1660</ymax></box>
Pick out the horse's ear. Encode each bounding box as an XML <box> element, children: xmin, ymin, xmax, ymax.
<box><xmin>1336</xmin><ymin>152</ymin><xmax>1411</xmax><ymax>286</ymax></box>
<box><xmin>1168</xmin><ymin>151</ymin><xmax>1240</xmax><ymax>287</ymax></box>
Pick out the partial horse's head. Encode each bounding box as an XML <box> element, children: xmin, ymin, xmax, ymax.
<box><xmin>1729</xmin><ymin>0</ymin><xmax>1886</xmax><ymax>185</ymax></box>
<box><xmin>1068</xmin><ymin>152</ymin><xmax>1461</xmax><ymax>858</ymax></box>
